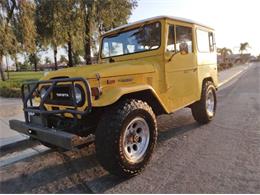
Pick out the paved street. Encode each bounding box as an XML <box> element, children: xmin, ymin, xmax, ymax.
<box><xmin>0</xmin><ymin>63</ymin><xmax>259</xmax><ymax>193</ymax></box>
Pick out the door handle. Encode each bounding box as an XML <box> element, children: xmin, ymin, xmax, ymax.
<box><xmin>184</xmin><ymin>68</ymin><xmax>197</xmax><ymax>73</ymax></box>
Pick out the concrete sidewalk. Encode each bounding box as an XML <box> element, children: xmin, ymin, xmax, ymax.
<box><xmin>0</xmin><ymin>98</ymin><xmax>28</xmax><ymax>148</ymax></box>
<box><xmin>0</xmin><ymin>63</ymin><xmax>252</xmax><ymax>149</ymax></box>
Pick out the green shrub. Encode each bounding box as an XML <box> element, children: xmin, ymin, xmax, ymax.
<box><xmin>0</xmin><ymin>71</ymin><xmax>43</xmax><ymax>98</ymax></box>
<box><xmin>0</xmin><ymin>87</ymin><xmax>21</xmax><ymax>98</ymax></box>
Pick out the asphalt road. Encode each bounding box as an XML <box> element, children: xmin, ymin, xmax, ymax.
<box><xmin>0</xmin><ymin>63</ymin><xmax>259</xmax><ymax>193</ymax></box>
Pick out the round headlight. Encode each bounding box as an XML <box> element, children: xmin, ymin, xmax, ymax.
<box><xmin>40</xmin><ymin>88</ymin><xmax>47</xmax><ymax>99</ymax></box>
<box><xmin>74</xmin><ymin>87</ymin><xmax>82</xmax><ymax>104</ymax></box>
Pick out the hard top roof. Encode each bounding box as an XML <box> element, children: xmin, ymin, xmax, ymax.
<box><xmin>103</xmin><ymin>15</ymin><xmax>214</xmax><ymax>36</ymax></box>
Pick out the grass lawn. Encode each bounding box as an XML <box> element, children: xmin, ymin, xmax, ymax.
<box><xmin>0</xmin><ymin>71</ymin><xmax>44</xmax><ymax>98</ymax></box>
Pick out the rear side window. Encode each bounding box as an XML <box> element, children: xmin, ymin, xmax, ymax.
<box><xmin>209</xmin><ymin>32</ymin><xmax>215</xmax><ymax>52</ymax></box>
<box><xmin>197</xmin><ymin>29</ymin><xmax>215</xmax><ymax>53</ymax></box>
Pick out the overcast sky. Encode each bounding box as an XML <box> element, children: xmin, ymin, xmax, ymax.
<box><xmin>129</xmin><ymin>0</ymin><xmax>260</xmax><ymax>55</ymax></box>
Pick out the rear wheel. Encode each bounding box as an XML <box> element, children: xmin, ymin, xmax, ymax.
<box><xmin>191</xmin><ymin>81</ymin><xmax>217</xmax><ymax>124</ymax></box>
<box><xmin>95</xmin><ymin>99</ymin><xmax>157</xmax><ymax>177</ymax></box>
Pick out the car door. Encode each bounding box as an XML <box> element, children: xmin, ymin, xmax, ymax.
<box><xmin>165</xmin><ymin>24</ymin><xmax>198</xmax><ymax>111</ymax></box>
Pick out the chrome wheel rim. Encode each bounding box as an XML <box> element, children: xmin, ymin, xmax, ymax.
<box><xmin>122</xmin><ymin>117</ymin><xmax>150</xmax><ymax>163</ymax></box>
<box><xmin>206</xmin><ymin>89</ymin><xmax>215</xmax><ymax>117</ymax></box>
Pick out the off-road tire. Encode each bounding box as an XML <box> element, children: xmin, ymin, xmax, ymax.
<box><xmin>95</xmin><ymin>99</ymin><xmax>158</xmax><ymax>177</ymax></box>
<box><xmin>191</xmin><ymin>81</ymin><xmax>217</xmax><ymax>124</ymax></box>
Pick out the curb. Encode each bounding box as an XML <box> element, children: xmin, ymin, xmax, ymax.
<box><xmin>218</xmin><ymin>64</ymin><xmax>251</xmax><ymax>87</ymax></box>
<box><xmin>0</xmin><ymin>144</ymin><xmax>49</xmax><ymax>168</ymax></box>
<box><xmin>0</xmin><ymin>138</ymin><xmax>38</xmax><ymax>154</ymax></box>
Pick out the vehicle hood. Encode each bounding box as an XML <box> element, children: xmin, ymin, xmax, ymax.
<box><xmin>43</xmin><ymin>60</ymin><xmax>156</xmax><ymax>80</ymax></box>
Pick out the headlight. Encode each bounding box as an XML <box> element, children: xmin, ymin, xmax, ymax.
<box><xmin>40</xmin><ymin>88</ymin><xmax>47</xmax><ymax>99</ymax></box>
<box><xmin>74</xmin><ymin>86</ymin><xmax>83</xmax><ymax>104</ymax></box>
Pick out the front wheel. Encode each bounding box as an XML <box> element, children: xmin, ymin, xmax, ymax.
<box><xmin>95</xmin><ymin>99</ymin><xmax>158</xmax><ymax>177</ymax></box>
<box><xmin>191</xmin><ymin>81</ymin><xmax>217</xmax><ymax>124</ymax></box>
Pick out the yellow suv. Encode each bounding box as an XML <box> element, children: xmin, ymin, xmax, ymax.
<box><xmin>10</xmin><ymin>16</ymin><xmax>218</xmax><ymax>177</ymax></box>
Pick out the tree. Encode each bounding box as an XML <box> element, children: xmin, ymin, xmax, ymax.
<box><xmin>35</xmin><ymin>0</ymin><xmax>85</xmax><ymax>68</ymax></box>
<box><xmin>35</xmin><ymin>0</ymin><xmax>137</xmax><ymax>68</ymax></box>
<box><xmin>239</xmin><ymin>42</ymin><xmax>251</xmax><ymax>63</ymax></box>
<box><xmin>13</xmin><ymin>54</ymin><xmax>19</xmax><ymax>71</ymax></box>
<box><xmin>20</xmin><ymin>1</ymin><xmax>37</xmax><ymax>71</ymax></box>
<box><xmin>0</xmin><ymin>0</ymin><xmax>18</xmax><ymax>81</ymax></box>
<box><xmin>28</xmin><ymin>52</ymin><xmax>41</xmax><ymax>71</ymax></box>
<box><xmin>59</xmin><ymin>55</ymin><xmax>68</xmax><ymax>63</ymax></box>
<box><xmin>35</xmin><ymin>0</ymin><xmax>64</xmax><ymax>70</ymax></box>
<box><xmin>239</xmin><ymin>42</ymin><xmax>250</xmax><ymax>55</ymax></box>
<box><xmin>73</xmin><ymin>50</ymin><xmax>82</xmax><ymax>65</ymax></box>
<box><xmin>217</xmin><ymin>47</ymin><xmax>233</xmax><ymax>64</ymax></box>
<box><xmin>0</xmin><ymin>0</ymin><xmax>37</xmax><ymax>80</ymax></box>
<box><xmin>20</xmin><ymin>58</ymin><xmax>32</xmax><ymax>71</ymax></box>
<box><xmin>80</xmin><ymin>0</ymin><xmax>138</xmax><ymax>65</ymax></box>
<box><xmin>44</xmin><ymin>56</ymin><xmax>51</xmax><ymax>64</ymax></box>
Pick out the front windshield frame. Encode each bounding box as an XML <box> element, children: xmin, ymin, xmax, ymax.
<box><xmin>100</xmin><ymin>21</ymin><xmax>162</xmax><ymax>59</ymax></box>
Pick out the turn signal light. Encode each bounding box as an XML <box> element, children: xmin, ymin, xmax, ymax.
<box><xmin>91</xmin><ymin>87</ymin><xmax>102</xmax><ymax>99</ymax></box>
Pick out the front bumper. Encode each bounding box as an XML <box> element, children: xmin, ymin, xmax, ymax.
<box><xmin>9</xmin><ymin>77</ymin><xmax>94</xmax><ymax>150</ymax></box>
<box><xmin>9</xmin><ymin>120</ymin><xmax>94</xmax><ymax>150</ymax></box>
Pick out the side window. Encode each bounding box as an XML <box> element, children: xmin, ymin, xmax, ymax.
<box><xmin>176</xmin><ymin>26</ymin><xmax>193</xmax><ymax>53</ymax></box>
<box><xmin>197</xmin><ymin>29</ymin><xmax>215</xmax><ymax>53</ymax></box>
<box><xmin>167</xmin><ymin>25</ymin><xmax>175</xmax><ymax>52</ymax></box>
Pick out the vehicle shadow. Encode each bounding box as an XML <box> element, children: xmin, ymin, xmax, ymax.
<box><xmin>0</xmin><ymin>110</ymin><xmax>199</xmax><ymax>193</ymax></box>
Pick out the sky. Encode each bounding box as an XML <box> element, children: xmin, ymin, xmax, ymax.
<box><xmin>129</xmin><ymin>0</ymin><xmax>260</xmax><ymax>55</ymax></box>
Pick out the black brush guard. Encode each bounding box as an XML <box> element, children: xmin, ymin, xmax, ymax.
<box><xmin>9</xmin><ymin>77</ymin><xmax>94</xmax><ymax>150</ymax></box>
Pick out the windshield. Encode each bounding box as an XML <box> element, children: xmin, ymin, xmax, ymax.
<box><xmin>101</xmin><ymin>22</ymin><xmax>161</xmax><ymax>58</ymax></box>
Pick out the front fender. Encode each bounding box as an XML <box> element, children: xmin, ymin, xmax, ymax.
<box><xmin>93</xmin><ymin>84</ymin><xmax>168</xmax><ymax>111</ymax></box>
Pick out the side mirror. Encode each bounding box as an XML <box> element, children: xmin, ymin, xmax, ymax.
<box><xmin>179</xmin><ymin>42</ymin><xmax>189</xmax><ymax>55</ymax></box>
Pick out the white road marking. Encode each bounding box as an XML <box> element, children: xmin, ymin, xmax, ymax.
<box><xmin>218</xmin><ymin>64</ymin><xmax>251</xmax><ymax>87</ymax></box>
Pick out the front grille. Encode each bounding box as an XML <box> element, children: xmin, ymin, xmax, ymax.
<box><xmin>43</xmin><ymin>84</ymin><xmax>85</xmax><ymax>107</ymax></box>
<box><xmin>52</xmin><ymin>85</ymin><xmax>72</xmax><ymax>101</ymax></box>
<box><xmin>45</xmin><ymin>85</ymin><xmax>74</xmax><ymax>106</ymax></box>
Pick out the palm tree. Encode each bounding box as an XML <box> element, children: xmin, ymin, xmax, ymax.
<box><xmin>239</xmin><ymin>42</ymin><xmax>250</xmax><ymax>55</ymax></box>
<box><xmin>217</xmin><ymin>47</ymin><xmax>233</xmax><ymax>64</ymax></box>
<box><xmin>239</xmin><ymin>42</ymin><xmax>251</xmax><ymax>63</ymax></box>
